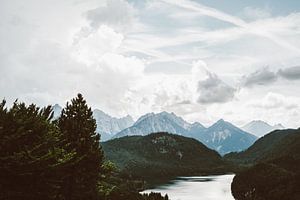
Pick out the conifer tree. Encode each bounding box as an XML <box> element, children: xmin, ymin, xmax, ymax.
<box><xmin>0</xmin><ymin>100</ymin><xmax>70</xmax><ymax>200</ymax></box>
<box><xmin>58</xmin><ymin>94</ymin><xmax>104</xmax><ymax>200</ymax></box>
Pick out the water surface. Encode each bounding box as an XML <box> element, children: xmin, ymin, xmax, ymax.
<box><xmin>143</xmin><ymin>174</ymin><xmax>235</xmax><ymax>200</ymax></box>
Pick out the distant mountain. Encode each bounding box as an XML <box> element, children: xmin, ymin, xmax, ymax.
<box><xmin>114</xmin><ymin>112</ymin><xmax>257</xmax><ymax>155</ymax></box>
<box><xmin>52</xmin><ymin>104</ymin><xmax>62</xmax><ymax>119</ymax></box>
<box><xmin>198</xmin><ymin>119</ymin><xmax>257</xmax><ymax>155</ymax></box>
<box><xmin>102</xmin><ymin>132</ymin><xmax>229</xmax><ymax>184</ymax></box>
<box><xmin>114</xmin><ymin>112</ymin><xmax>195</xmax><ymax>138</ymax></box>
<box><xmin>241</xmin><ymin>120</ymin><xmax>284</xmax><ymax>137</ymax></box>
<box><xmin>224</xmin><ymin>128</ymin><xmax>300</xmax><ymax>164</ymax></box>
<box><xmin>93</xmin><ymin>109</ymin><xmax>134</xmax><ymax>141</ymax></box>
<box><xmin>52</xmin><ymin>104</ymin><xmax>134</xmax><ymax>141</ymax></box>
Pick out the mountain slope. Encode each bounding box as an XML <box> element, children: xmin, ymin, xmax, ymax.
<box><xmin>52</xmin><ymin>104</ymin><xmax>62</xmax><ymax>119</ymax></box>
<box><xmin>241</xmin><ymin>120</ymin><xmax>284</xmax><ymax>137</ymax></box>
<box><xmin>198</xmin><ymin>119</ymin><xmax>257</xmax><ymax>155</ymax></box>
<box><xmin>114</xmin><ymin>112</ymin><xmax>198</xmax><ymax>138</ymax></box>
<box><xmin>93</xmin><ymin>109</ymin><xmax>134</xmax><ymax>141</ymax></box>
<box><xmin>224</xmin><ymin>128</ymin><xmax>300</xmax><ymax>164</ymax></box>
<box><xmin>52</xmin><ymin>105</ymin><xmax>134</xmax><ymax>141</ymax></box>
<box><xmin>102</xmin><ymin>132</ymin><xmax>229</xmax><ymax>184</ymax></box>
<box><xmin>114</xmin><ymin>112</ymin><xmax>257</xmax><ymax>154</ymax></box>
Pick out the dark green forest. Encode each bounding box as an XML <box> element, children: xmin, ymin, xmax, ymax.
<box><xmin>229</xmin><ymin>128</ymin><xmax>300</xmax><ymax>200</ymax></box>
<box><xmin>0</xmin><ymin>94</ymin><xmax>167</xmax><ymax>200</ymax></box>
<box><xmin>102</xmin><ymin>133</ymin><xmax>232</xmax><ymax>186</ymax></box>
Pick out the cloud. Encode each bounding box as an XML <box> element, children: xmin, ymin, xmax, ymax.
<box><xmin>1</xmin><ymin>0</ymin><xmax>300</xmax><ymax>128</ymax></box>
<box><xmin>72</xmin><ymin>25</ymin><xmax>124</xmax><ymax>65</ymax></box>
<box><xmin>161</xmin><ymin>0</ymin><xmax>246</xmax><ymax>27</ymax></box>
<box><xmin>242</xmin><ymin>66</ymin><xmax>300</xmax><ymax>88</ymax></box>
<box><xmin>85</xmin><ymin>0</ymin><xmax>136</xmax><ymax>32</ymax></box>
<box><xmin>197</xmin><ymin>72</ymin><xmax>236</xmax><ymax>104</ymax></box>
<box><xmin>248</xmin><ymin>92</ymin><xmax>298</xmax><ymax>110</ymax></box>
<box><xmin>242</xmin><ymin>67</ymin><xmax>277</xmax><ymax>87</ymax></box>
<box><xmin>278</xmin><ymin>66</ymin><xmax>300</xmax><ymax>80</ymax></box>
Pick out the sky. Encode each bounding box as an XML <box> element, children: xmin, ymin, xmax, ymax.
<box><xmin>1</xmin><ymin>0</ymin><xmax>300</xmax><ymax>128</ymax></box>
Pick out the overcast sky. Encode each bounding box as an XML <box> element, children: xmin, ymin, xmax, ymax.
<box><xmin>1</xmin><ymin>0</ymin><xmax>300</xmax><ymax>128</ymax></box>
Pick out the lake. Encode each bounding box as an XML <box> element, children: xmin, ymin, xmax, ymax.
<box><xmin>143</xmin><ymin>174</ymin><xmax>235</xmax><ymax>200</ymax></box>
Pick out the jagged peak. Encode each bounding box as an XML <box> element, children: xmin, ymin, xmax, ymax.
<box><xmin>209</xmin><ymin>119</ymin><xmax>239</xmax><ymax>130</ymax></box>
<box><xmin>191</xmin><ymin>122</ymin><xmax>205</xmax><ymax>129</ymax></box>
<box><xmin>134</xmin><ymin>112</ymin><xmax>155</xmax><ymax>125</ymax></box>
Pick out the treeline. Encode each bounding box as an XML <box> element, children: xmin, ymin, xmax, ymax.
<box><xmin>231</xmin><ymin>156</ymin><xmax>300</xmax><ymax>200</ymax></box>
<box><xmin>229</xmin><ymin>129</ymin><xmax>300</xmax><ymax>200</ymax></box>
<box><xmin>0</xmin><ymin>94</ymin><xmax>168</xmax><ymax>200</ymax></box>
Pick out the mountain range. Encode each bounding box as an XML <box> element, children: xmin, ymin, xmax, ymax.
<box><xmin>241</xmin><ymin>120</ymin><xmax>284</xmax><ymax>137</ymax></box>
<box><xmin>52</xmin><ymin>104</ymin><xmax>134</xmax><ymax>141</ymax></box>
<box><xmin>114</xmin><ymin>112</ymin><xmax>257</xmax><ymax>155</ymax></box>
<box><xmin>93</xmin><ymin>109</ymin><xmax>134</xmax><ymax>141</ymax></box>
<box><xmin>56</xmin><ymin>104</ymin><xmax>298</xmax><ymax>155</ymax></box>
<box><xmin>53</xmin><ymin>106</ymin><xmax>257</xmax><ymax>154</ymax></box>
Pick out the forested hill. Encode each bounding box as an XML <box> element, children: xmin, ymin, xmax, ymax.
<box><xmin>102</xmin><ymin>132</ymin><xmax>231</xmax><ymax>184</ymax></box>
<box><xmin>224</xmin><ymin>128</ymin><xmax>300</xmax><ymax>164</ymax></box>
<box><xmin>230</xmin><ymin>128</ymin><xmax>300</xmax><ymax>200</ymax></box>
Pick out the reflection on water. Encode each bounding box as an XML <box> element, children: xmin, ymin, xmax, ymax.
<box><xmin>143</xmin><ymin>174</ymin><xmax>235</xmax><ymax>200</ymax></box>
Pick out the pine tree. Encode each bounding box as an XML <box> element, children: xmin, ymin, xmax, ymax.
<box><xmin>0</xmin><ymin>100</ymin><xmax>71</xmax><ymax>200</ymax></box>
<box><xmin>58</xmin><ymin>94</ymin><xmax>104</xmax><ymax>200</ymax></box>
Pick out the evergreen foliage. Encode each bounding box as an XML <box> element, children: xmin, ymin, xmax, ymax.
<box><xmin>0</xmin><ymin>100</ymin><xmax>73</xmax><ymax>199</ymax></box>
<box><xmin>224</xmin><ymin>128</ymin><xmax>300</xmax><ymax>164</ymax></box>
<box><xmin>231</xmin><ymin>156</ymin><xmax>300</xmax><ymax>200</ymax></box>
<box><xmin>230</xmin><ymin>128</ymin><xmax>300</xmax><ymax>200</ymax></box>
<box><xmin>0</xmin><ymin>95</ymin><xmax>167</xmax><ymax>200</ymax></box>
<box><xmin>102</xmin><ymin>132</ymin><xmax>230</xmax><ymax>185</ymax></box>
<box><xmin>58</xmin><ymin>94</ymin><xmax>104</xmax><ymax>200</ymax></box>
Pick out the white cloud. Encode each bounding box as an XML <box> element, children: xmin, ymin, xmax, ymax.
<box><xmin>1</xmin><ymin>0</ymin><xmax>300</xmax><ymax>128</ymax></box>
<box><xmin>72</xmin><ymin>25</ymin><xmax>124</xmax><ymax>65</ymax></box>
<box><xmin>248</xmin><ymin>92</ymin><xmax>298</xmax><ymax>110</ymax></box>
<box><xmin>85</xmin><ymin>0</ymin><xmax>136</xmax><ymax>32</ymax></box>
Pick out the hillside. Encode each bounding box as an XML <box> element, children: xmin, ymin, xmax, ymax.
<box><xmin>102</xmin><ymin>132</ymin><xmax>230</xmax><ymax>184</ymax></box>
<box><xmin>197</xmin><ymin>119</ymin><xmax>257</xmax><ymax>155</ymax></box>
<box><xmin>93</xmin><ymin>109</ymin><xmax>134</xmax><ymax>141</ymax></box>
<box><xmin>232</xmin><ymin>156</ymin><xmax>300</xmax><ymax>200</ymax></box>
<box><xmin>224</xmin><ymin>128</ymin><xmax>300</xmax><ymax>164</ymax></box>
<box><xmin>230</xmin><ymin>128</ymin><xmax>300</xmax><ymax>200</ymax></box>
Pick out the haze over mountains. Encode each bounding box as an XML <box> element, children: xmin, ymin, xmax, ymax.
<box><xmin>241</xmin><ymin>120</ymin><xmax>285</xmax><ymax>137</ymax></box>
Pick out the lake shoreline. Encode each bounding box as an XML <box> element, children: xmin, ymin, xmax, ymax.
<box><xmin>143</xmin><ymin>172</ymin><xmax>235</xmax><ymax>190</ymax></box>
<box><xmin>142</xmin><ymin>174</ymin><xmax>235</xmax><ymax>200</ymax></box>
